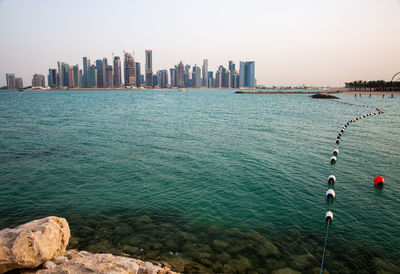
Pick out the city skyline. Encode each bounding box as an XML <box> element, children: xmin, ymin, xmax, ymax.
<box><xmin>3</xmin><ymin>49</ymin><xmax>256</xmax><ymax>89</ymax></box>
<box><xmin>1</xmin><ymin>0</ymin><xmax>400</xmax><ymax>87</ymax></box>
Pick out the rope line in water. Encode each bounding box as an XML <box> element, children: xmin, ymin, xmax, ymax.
<box><xmin>319</xmin><ymin>100</ymin><xmax>384</xmax><ymax>274</ymax></box>
<box><xmin>320</xmin><ymin>222</ymin><xmax>330</xmax><ymax>274</ymax></box>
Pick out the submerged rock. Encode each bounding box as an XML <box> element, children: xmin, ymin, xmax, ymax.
<box><xmin>290</xmin><ymin>253</ymin><xmax>317</xmax><ymax>271</ymax></box>
<box><xmin>272</xmin><ymin>267</ymin><xmax>301</xmax><ymax>274</ymax></box>
<box><xmin>373</xmin><ymin>257</ymin><xmax>400</xmax><ymax>273</ymax></box>
<box><xmin>0</xmin><ymin>216</ymin><xmax>70</xmax><ymax>273</ymax></box>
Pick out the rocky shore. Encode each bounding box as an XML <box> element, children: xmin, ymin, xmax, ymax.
<box><xmin>0</xmin><ymin>217</ymin><xmax>176</xmax><ymax>274</ymax></box>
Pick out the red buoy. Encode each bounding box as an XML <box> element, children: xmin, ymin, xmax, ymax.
<box><xmin>374</xmin><ymin>176</ymin><xmax>385</xmax><ymax>186</ymax></box>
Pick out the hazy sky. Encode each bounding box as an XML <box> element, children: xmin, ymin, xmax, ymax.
<box><xmin>1</xmin><ymin>0</ymin><xmax>400</xmax><ymax>87</ymax></box>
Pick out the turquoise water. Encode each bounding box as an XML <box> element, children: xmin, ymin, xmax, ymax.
<box><xmin>0</xmin><ymin>89</ymin><xmax>399</xmax><ymax>273</ymax></box>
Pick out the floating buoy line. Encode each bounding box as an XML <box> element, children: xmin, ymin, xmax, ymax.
<box><xmin>319</xmin><ymin>100</ymin><xmax>384</xmax><ymax>274</ymax></box>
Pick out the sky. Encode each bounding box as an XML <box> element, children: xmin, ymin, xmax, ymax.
<box><xmin>0</xmin><ymin>0</ymin><xmax>400</xmax><ymax>87</ymax></box>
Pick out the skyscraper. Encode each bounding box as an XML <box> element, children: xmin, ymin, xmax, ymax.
<box><xmin>215</xmin><ymin>69</ymin><xmax>221</xmax><ymax>88</ymax></box>
<box><xmin>106</xmin><ymin>65</ymin><xmax>113</xmax><ymax>88</ymax></box>
<box><xmin>157</xmin><ymin>70</ymin><xmax>168</xmax><ymax>88</ymax></box>
<box><xmin>124</xmin><ymin>52</ymin><xmax>136</xmax><ymax>86</ymax></box>
<box><xmin>239</xmin><ymin>61</ymin><xmax>255</xmax><ymax>88</ymax></box>
<box><xmin>169</xmin><ymin>68</ymin><xmax>175</xmax><ymax>87</ymax></box>
<box><xmin>88</xmin><ymin>65</ymin><xmax>97</xmax><ymax>88</ymax></box>
<box><xmin>229</xmin><ymin>61</ymin><xmax>235</xmax><ymax>72</ymax></box>
<box><xmin>192</xmin><ymin>65</ymin><xmax>201</xmax><ymax>88</ymax></box>
<box><xmin>57</xmin><ymin>62</ymin><xmax>64</xmax><ymax>87</ymax></box>
<box><xmin>135</xmin><ymin>62</ymin><xmax>141</xmax><ymax>87</ymax></box>
<box><xmin>184</xmin><ymin>65</ymin><xmax>191</xmax><ymax>88</ymax></box>
<box><xmin>73</xmin><ymin>65</ymin><xmax>80</xmax><ymax>88</ymax></box>
<box><xmin>82</xmin><ymin>57</ymin><xmax>90</xmax><ymax>88</ymax></box>
<box><xmin>15</xmin><ymin>78</ymin><xmax>23</xmax><ymax>89</ymax></box>
<box><xmin>113</xmin><ymin>56</ymin><xmax>121</xmax><ymax>87</ymax></box>
<box><xmin>176</xmin><ymin>61</ymin><xmax>185</xmax><ymax>88</ymax></box>
<box><xmin>68</xmin><ymin>67</ymin><xmax>74</xmax><ymax>88</ymax></box>
<box><xmin>152</xmin><ymin>75</ymin><xmax>158</xmax><ymax>87</ymax></box>
<box><xmin>218</xmin><ymin>66</ymin><xmax>228</xmax><ymax>88</ymax></box>
<box><xmin>6</xmin><ymin>73</ymin><xmax>16</xmax><ymax>89</ymax></box>
<box><xmin>239</xmin><ymin>62</ymin><xmax>245</xmax><ymax>88</ymax></box>
<box><xmin>96</xmin><ymin>59</ymin><xmax>106</xmax><ymax>88</ymax></box>
<box><xmin>145</xmin><ymin>50</ymin><xmax>153</xmax><ymax>87</ymax></box>
<box><xmin>61</xmin><ymin>63</ymin><xmax>70</xmax><ymax>87</ymax></box>
<box><xmin>202</xmin><ymin>59</ymin><xmax>208</xmax><ymax>87</ymax></box>
<box><xmin>48</xmin><ymin>69</ymin><xmax>57</xmax><ymax>88</ymax></box>
<box><xmin>32</xmin><ymin>74</ymin><xmax>46</xmax><ymax>87</ymax></box>
<box><xmin>207</xmin><ymin>71</ymin><xmax>214</xmax><ymax>88</ymax></box>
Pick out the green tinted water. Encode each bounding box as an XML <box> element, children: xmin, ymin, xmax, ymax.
<box><xmin>0</xmin><ymin>89</ymin><xmax>399</xmax><ymax>273</ymax></box>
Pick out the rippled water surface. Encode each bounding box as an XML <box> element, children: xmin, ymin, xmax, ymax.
<box><xmin>1</xmin><ymin>89</ymin><xmax>399</xmax><ymax>273</ymax></box>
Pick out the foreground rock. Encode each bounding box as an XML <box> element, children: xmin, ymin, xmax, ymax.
<box><xmin>0</xmin><ymin>216</ymin><xmax>70</xmax><ymax>273</ymax></box>
<box><xmin>26</xmin><ymin>250</ymin><xmax>177</xmax><ymax>274</ymax></box>
<box><xmin>1</xmin><ymin>217</ymin><xmax>176</xmax><ymax>273</ymax></box>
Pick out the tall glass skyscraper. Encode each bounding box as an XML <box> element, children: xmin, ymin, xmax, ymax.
<box><xmin>239</xmin><ymin>61</ymin><xmax>255</xmax><ymax>88</ymax></box>
<box><xmin>135</xmin><ymin>62</ymin><xmax>141</xmax><ymax>87</ymax></box>
<box><xmin>82</xmin><ymin>57</ymin><xmax>90</xmax><ymax>88</ymax></box>
<box><xmin>124</xmin><ymin>53</ymin><xmax>136</xmax><ymax>87</ymax></box>
<box><xmin>113</xmin><ymin>56</ymin><xmax>121</xmax><ymax>87</ymax></box>
<box><xmin>48</xmin><ymin>69</ymin><xmax>57</xmax><ymax>88</ymax></box>
<box><xmin>145</xmin><ymin>50</ymin><xmax>153</xmax><ymax>87</ymax></box>
<box><xmin>202</xmin><ymin>59</ymin><xmax>208</xmax><ymax>87</ymax></box>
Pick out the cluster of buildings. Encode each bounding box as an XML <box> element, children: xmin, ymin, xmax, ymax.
<box><xmin>4</xmin><ymin>50</ymin><xmax>255</xmax><ymax>90</ymax></box>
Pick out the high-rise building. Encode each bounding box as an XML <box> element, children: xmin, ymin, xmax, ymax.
<box><xmin>96</xmin><ymin>59</ymin><xmax>106</xmax><ymax>88</ymax></box>
<box><xmin>61</xmin><ymin>63</ymin><xmax>70</xmax><ymax>87</ymax></box>
<box><xmin>15</xmin><ymin>77</ymin><xmax>23</xmax><ymax>89</ymax></box>
<box><xmin>207</xmin><ymin>71</ymin><xmax>214</xmax><ymax>88</ymax></box>
<box><xmin>57</xmin><ymin>62</ymin><xmax>66</xmax><ymax>87</ymax></box>
<box><xmin>233</xmin><ymin>73</ymin><xmax>240</xmax><ymax>88</ymax></box>
<box><xmin>218</xmin><ymin>66</ymin><xmax>229</xmax><ymax>88</ymax></box>
<box><xmin>202</xmin><ymin>59</ymin><xmax>208</xmax><ymax>87</ymax></box>
<box><xmin>48</xmin><ymin>69</ymin><xmax>57</xmax><ymax>88</ymax></box>
<box><xmin>6</xmin><ymin>73</ymin><xmax>16</xmax><ymax>89</ymax></box>
<box><xmin>145</xmin><ymin>50</ymin><xmax>153</xmax><ymax>87</ymax></box>
<box><xmin>73</xmin><ymin>65</ymin><xmax>80</xmax><ymax>88</ymax></box>
<box><xmin>135</xmin><ymin>62</ymin><xmax>141</xmax><ymax>87</ymax></box>
<box><xmin>68</xmin><ymin>67</ymin><xmax>74</xmax><ymax>88</ymax></box>
<box><xmin>229</xmin><ymin>61</ymin><xmax>235</xmax><ymax>72</ymax></box>
<box><xmin>157</xmin><ymin>70</ymin><xmax>168</xmax><ymax>88</ymax></box>
<box><xmin>215</xmin><ymin>68</ymin><xmax>221</xmax><ymax>88</ymax></box>
<box><xmin>82</xmin><ymin>57</ymin><xmax>90</xmax><ymax>88</ymax></box>
<box><xmin>192</xmin><ymin>65</ymin><xmax>201</xmax><ymax>88</ymax></box>
<box><xmin>169</xmin><ymin>68</ymin><xmax>175</xmax><ymax>87</ymax></box>
<box><xmin>88</xmin><ymin>65</ymin><xmax>97</xmax><ymax>88</ymax></box>
<box><xmin>124</xmin><ymin>52</ymin><xmax>136</xmax><ymax>87</ymax></box>
<box><xmin>176</xmin><ymin>62</ymin><xmax>185</xmax><ymax>88</ymax></box>
<box><xmin>240</xmin><ymin>61</ymin><xmax>255</xmax><ymax>88</ymax></box>
<box><xmin>113</xmin><ymin>56</ymin><xmax>121</xmax><ymax>87</ymax></box>
<box><xmin>152</xmin><ymin>74</ymin><xmax>158</xmax><ymax>87</ymax></box>
<box><xmin>106</xmin><ymin>65</ymin><xmax>113</xmax><ymax>88</ymax></box>
<box><xmin>184</xmin><ymin>65</ymin><xmax>192</xmax><ymax>88</ymax></box>
<box><xmin>32</xmin><ymin>74</ymin><xmax>46</xmax><ymax>87</ymax></box>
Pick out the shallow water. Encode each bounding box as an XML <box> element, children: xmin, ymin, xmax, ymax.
<box><xmin>0</xmin><ymin>89</ymin><xmax>399</xmax><ymax>273</ymax></box>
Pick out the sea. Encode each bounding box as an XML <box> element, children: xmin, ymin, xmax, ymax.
<box><xmin>0</xmin><ymin>89</ymin><xmax>399</xmax><ymax>273</ymax></box>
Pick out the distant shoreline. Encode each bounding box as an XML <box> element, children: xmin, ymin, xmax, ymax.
<box><xmin>3</xmin><ymin>87</ymin><xmax>400</xmax><ymax>95</ymax></box>
<box><xmin>236</xmin><ymin>90</ymin><xmax>400</xmax><ymax>95</ymax></box>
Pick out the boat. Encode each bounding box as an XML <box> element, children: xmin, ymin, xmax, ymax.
<box><xmin>179</xmin><ymin>88</ymin><xmax>187</xmax><ymax>92</ymax></box>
